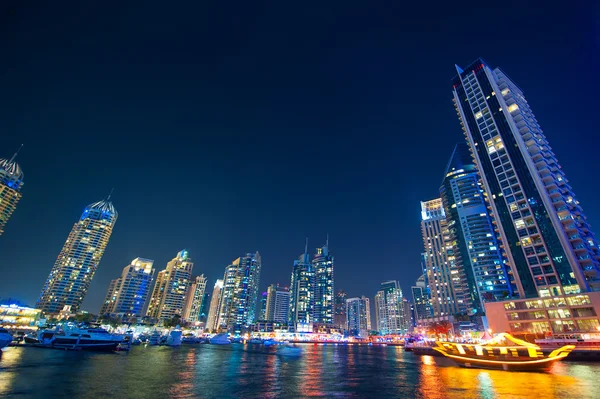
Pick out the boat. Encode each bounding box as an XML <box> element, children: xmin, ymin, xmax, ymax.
<box><xmin>433</xmin><ymin>332</ymin><xmax>575</xmax><ymax>371</ymax></box>
<box><xmin>165</xmin><ymin>329</ymin><xmax>182</xmax><ymax>347</ymax></box>
<box><xmin>147</xmin><ymin>331</ymin><xmax>162</xmax><ymax>346</ymax></box>
<box><xmin>247</xmin><ymin>338</ymin><xmax>263</xmax><ymax>344</ymax></box>
<box><xmin>277</xmin><ymin>344</ymin><xmax>302</xmax><ymax>357</ymax></box>
<box><xmin>0</xmin><ymin>328</ymin><xmax>13</xmax><ymax>350</ymax></box>
<box><xmin>264</xmin><ymin>339</ymin><xmax>281</xmax><ymax>347</ymax></box>
<box><xmin>209</xmin><ymin>333</ymin><xmax>231</xmax><ymax>345</ymax></box>
<box><xmin>28</xmin><ymin>326</ymin><xmax>124</xmax><ymax>351</ymax></box>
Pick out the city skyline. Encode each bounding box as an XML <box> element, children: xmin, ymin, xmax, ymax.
<box><xmin>1</xmin><ymin>3</ymin><xmax>598</xmax><ymax>316</ymax></box>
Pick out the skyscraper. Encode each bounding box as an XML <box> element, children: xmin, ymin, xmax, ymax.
<box><xmin>99</xmin><ymin>258</ymin><xmax>155</xmax><ymax>317</ymax></box>
<box><xmin>289</xmin><ymin>242</ymin><xmax>314</xmax><ymax>328</ymax></box>
<box><xmin>346</xmin><ymin>296</ymin><xmax>371</xmax><ymax>338</ymax></box>
<box><xmin>217</xmin><ymin>252</ymin><xmax>262</xmax><ymax>333</ymax></box>
<box><xmin>36</xmin><ymin>196</ymin><xmax>117</xmax><ymax>315</ymax></box>
<box><xmin>334</xmin><ymin>289</ymin><xmax>348</xmax><ymax>330</ymax></box>
<box><xmin>374</xmin><ymin>280</ymin><xmax>407</xmax><ymax>335</ymax></box>
<box><xmin>259</xmin><ymin>291</ymin><xmax>268</xmax><ymax>321</ymax></box>
<box><xmin>182</xmin><ymin>274</ymin><xmax>207</xmax><ymax>323</ymax></box>
<box><xmin>146</xmin><ymin>250</ymin><xmax>194</xmax><ymax>322</ymax></box>
<box><xmin>313</xmin><ymin>238</ymin><xmax>334</xmax><ymax>324</ymax></box>
<box><xmin>206</xmin><ymin>279</ymin><xmax>223</xmax><ymax>332</ymax></box>
<box><xmin>0</xmin><ymin>148</ymin><xmax>24</xmax><ymax>236</ymax></box>
<box><xmin>440</xmin><ymin>142</ymin><xmax>515</xmax><ymax>314</ymax></box>
<box><xmin>420</xmin><ymin>198</ymin><xmax>461</xmax><ymax>317</ymax></box>
<box><xmin>452</xmin><ymin>59</ymin><xmax>600</xmax><ymax>296</ymax></box>
<box><xmin>411</xmin><ymin>274</ymin><xmax>433</xmax><ymax>324</ymax></box>
<box><xmin>265</xmin><ymin>284</ymin><xmax>290</xmax><ymax>323</ymax></box>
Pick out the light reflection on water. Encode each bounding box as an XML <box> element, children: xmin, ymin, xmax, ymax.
<box><xmin>0</xmin><ymin>345</ymin><xmax>598</xmax><ymax>398</ymax></box>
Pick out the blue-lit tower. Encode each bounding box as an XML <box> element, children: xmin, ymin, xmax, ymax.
<box><xmin>0</xmin><ymin>147</ymin><xmax>24</xmax><ymax>236</ymax></box>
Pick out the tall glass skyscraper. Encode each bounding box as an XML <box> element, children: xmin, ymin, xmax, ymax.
<box><xmin>312</xmin><ymin>239</ymin><xmax>334</xmax><ymax>324</ymax></box>
<box><xmin>217</xmin><ymin>252</ymin><xmax>262</xmax><ymax>333</ymax></box>
<box><xmin>36</xmin><ymin>197</ymin><xmax>117</xmax><ymax>315</ymax></box>
<box><xmin>346</xmin><ymin>296</ymin><xmax>371</xmax><ymax>338</ymax></box>
<box><xmin>420</xmin><ymin>198</ymin><xmax>461</xmax><ymax>317</ymax></box>
<box><xmin>182</xmin><ymin>274</ymin><xmax>207</xmax><ymax>323</ymax></box>
<box><xmin>411</xmin><ymin>274</ymin><xmax>433</xmax><ymax>324</ymax></box>
<box><xmin>334</xmin><ymin>289</ymin><xmax>348</xmax><ymax>330</ymax></box>
<box><xmin>374</xmin><ymin>280</ymin><xmax>408</xmax><ymax>335</ymax></box>
<box><xmin>99</xmin><ymin>257</ymin><xmax>155</xmax><ymax>317</ymax></box>
<box><xmin>265</xmin><ymin>284</ymin><xmax>290</xmax><ymax>323</ymax></box>
<box><xmin>289</xmin><ymin>243</ymin><xmax>314</xmax><ymax>328</ymax></box>
<box><xmin>206</xmin><ymin>279</ymin><xmax>223</xmax><ymax>332</ymax></box>
<box><xmin>0</xmin><ymin>149</ymin><xmax>24</xmax><ymax>236</ymax></box>
<box><xmin>452</xmin><ymin>59</ymin><xmax>600</xmax><ymax>297</ymax></box>
<box><xmin>440</xmin><ymin>142</ymin><xmax>516</xmax><ymax>313</ymax></box>
<box><xmin>146</xmin><ymin>250</ymin><xmax>194</xmax><ymax>322</ymax></box>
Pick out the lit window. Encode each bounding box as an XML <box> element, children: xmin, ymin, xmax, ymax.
<box><xmin>501</xmin><ymin>88</ymin><xmax>509</xmax><ymax>96</ymax></box>
<box><xmin>475</xmin><ymin>111</ymin><xmax>483</xmax><ymax>119</ymax></box>
<box><xmin>507</xmin><ymin>104</ymin><xmax>519</xmax><ymax>113</ymax></box>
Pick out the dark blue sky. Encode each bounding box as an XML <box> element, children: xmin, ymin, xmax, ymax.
<box><xmin>1</xmin><ymin>1</ymin><xmax>598</xmax><ymax>313</ymax></box>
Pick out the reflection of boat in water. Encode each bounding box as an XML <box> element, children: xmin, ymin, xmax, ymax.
<box><xmin>209</xmin><ymin>333</ymin><xmax>231</xmax><ymax>345</ymax></box>
<box><xmin>433</xmin><ymin>332</ymin><xmax>575</xmax><ymax>371</ymax></box>
<box><xmin>277</xmin><ymin>344</ymin><xmax>302</xmax><ymax>357</ymax></box>
<box><xmin>0</xmin><ymin>328</ymin><xmax>13</xmax><ymax>350</ymax></box>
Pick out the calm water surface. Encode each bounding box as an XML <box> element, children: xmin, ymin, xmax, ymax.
<box><xmin>0</xmin><ymin>344</ymin><xmax>598</xmax><ymax>398</ymax></box>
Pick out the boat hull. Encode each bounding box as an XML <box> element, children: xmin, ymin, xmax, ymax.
<box><xmin>50</xmin><ymin>338</ymin><xmax>121</xmax><ymax>351</ymax></box>
<box><xmin>442</xmin><ymin>352</ymin><xmax>565</xmax><ymax>371</ymax></box>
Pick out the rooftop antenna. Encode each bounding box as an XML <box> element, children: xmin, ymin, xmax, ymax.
<box><xmin>107</xmin><ymin>188</ymin><xmax>114</xmax><ymax>201</ymax></box>
<box><xmin>326</xmin><ymin>233</ymin><xmax>329</xmax><ymax>247</ymax></box>
<box><xmin>8</xmin><ymin>144</ymin><xmax>23</xmax><ymax>164</ymax></box>
<box><xmin>304</xmin><ymin>237</ymin><xmax>308</xmax><ymax>255</ymax></box>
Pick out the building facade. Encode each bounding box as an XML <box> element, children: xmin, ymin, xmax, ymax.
<box><xmin>452</xmin><ymin>58</ymin><xmax>600</xmax><ymax>299</ymax></box>
<box><xmin>346</xmin><ymin>296</ymin><xmax>371</xmax><ymax>338</ymax></box>
<box><xmin>334</xmin><ymin>289</ymin><xmax>348</xmax><ymax>330</ymax></box>
<box><xmin>217</xmin><ymin>252</ymin><xmax>262</xmax><ymax>333</ymax></box>
<box><xmin>36</xmin><ymin>197</ymin><xmax>118</xmax><ymax>315</ymax></box>
<box><xmin>99</xmin><ymin>258</ymin><xmax>155</xmax><ymax>317</ymax></box>
<box><xmin>206</xmin><ymin>279</ymin><xmax>223</xmax><ymax>332</ymax></box>
<box><xmin>0</xmin><ymin>149</ymin><xmax>24</xmax><ymax>236</ymax></box>
<box><xmin>265</xmin><ymin>284</ymin><xmax>290</xmax><ymax>323</ymax></box>
<box><xmin>374</xmin><ymin>280</ymin><xmax>408</xmax><ymax>335</ymax></box>
<box><xmin>411</xmin><ymin>274</ymin><xmax>433</xmax><ymax>324</ymax></box>
<box><xmin>440</xmin><ymin>142</ymin><xmax>516</xmax><ymax>313</ymax></box>
<box><xmin>289</xmin><ymin>246</ymin><xmax>314</xmax><ymax>327</ymax></box>
<box><xmin>146</xmin><ymin>250</ymin><xmax>194</xmax><ymax>322</ymax></box>
<box><xmin>420</xmin><ymin>198</ymin><xmax>461</xmax><ymax>317</ymax></box>
<box><xmin>312</xmin><ymin>240</ymin><xmax>334</xmax><ymax>324</ymax></box>
<box><xmin>259</xmin><ymin>291</ymin><xmax>268</xmax><ymax>321</ymax></box>
<box><xmin>182</xmin><ymin>274</ymin><xmax>207</xmax><ymax>323</ymax></box>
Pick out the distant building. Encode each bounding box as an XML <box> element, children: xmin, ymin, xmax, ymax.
<box><xmin>411</xmin><ymin>274</ymin><xmax>433</xmax><ymax>324</ymax></box>
<box><xmin>199</xmin><ymin>292</ymin><xmax>210</xmax><ymax>323</ymax></box>
<box><xmin>420</xmin><ymin>198</ymin><xmax>460</xmax><ymax>317</ymax></box>
<box><xmin>289</xmin><ymin>242</ymin><xmax>314</xmax><ymax>328</ymax></box>
<box><xmin>146</xmin><ymin>250</ymin><xmax>194</xmax><ymax>322</ymax></box>
<box><xmin>334</xmin><ymin>290</ymin><xmax>347</xmax><ymax>330</ymax></box>
<box><xmin>265</xmin><ymin>284</ymin><xmax>290</xmax><ymax>323</ymax></box>
<box><xmin>312</xmin><ymin>239</ymin><xmax>334</xmax><ymax>324</ymax></box>
<box><xmin>0</xmin><ymin>148</ymin><xmax>24</xmax><ymax>236</ymax></box>
<box><xmin>0</xmin><ymin>301</ymin><xmax>41</xmax><ymax>328</ymax></box>
<box><xmin>36</xmin><ymin>196</ymin><xmax>118</xmax><ymax>315</ymax></box>
<box><xmin>374</xmin><ymin>280</ymin><xmax>407</xmax><ymax>335</ymax></box>
<box><xmin>259</xmin><ymin>291</ymin><xmax>268</xmax><ymax>321</ymax></box>
<box><xmin>346</xmin><ymin>296</ymin><xmax>371</xmax><ymax>338</ymax></box>
<box><xmin>206</xmin><ymin>279</ymin><xmax>224</xmax><ymax>332</ymax></box>
<box><xmin>183</xmin><ymin>275</ymin><xmax>207</xmax><ymax>323</ymax></box>
<box><xmin>217</xmin><ymin>252</ymin><xmax>262</xmax><ymax>333</ymax></box>
<box><xmin>99</xmin><ymin>258</ymin><xmax>155</xmax><ymax>317</ymax></box>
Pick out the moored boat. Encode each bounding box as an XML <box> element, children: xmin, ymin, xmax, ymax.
<box><xmin>433</xmin><ymin>332</ymin><xmax>575</xmax><ymax>371</ymax></box>
<box><xmin>147</xmin><ymin>331</ymin><xmax>162</xmax><ymax>346</ymax></box>
<box><xmin>28</xmin><ymin>326</ymin><xmax>124</xmax><ymax>351</ymax></box>
<box><xmin>165</xmin><ymin>329</ymin><xmax>182</xmax><ymax>347</ymax></box>
<box><xmin>209</xmin><ymin>333</ymin><xmax>231</xmax><ymax>345</ymax></box>
<box><xmin>0</xmin><ymin>328</ymin><xmax>13</xmax><ymax>350</ymax></box>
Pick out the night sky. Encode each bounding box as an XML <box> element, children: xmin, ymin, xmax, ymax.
<box><xmin>1</xmin><ymin>1</ymin><xmax>598</xmax><ymax>313</ymax></box>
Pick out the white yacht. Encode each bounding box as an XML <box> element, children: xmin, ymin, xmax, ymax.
<box><xmin>28</xmin><ymin>326</ymin><xmax>123</xmax><ymax>351</ymax></box>
<box><xmin>209</xmin><ymin>333</ymin><xmax>231</xmax><ymax>345</ymax></box>
<box><xmin>0</xmin><ymin>328</ymin><xmax>13</xmax><ymax>350</ymax></box>
<box><xmin>165</xmin><ymin>329</ymin><xmax>182</xmax><ymax>346</ymax></box>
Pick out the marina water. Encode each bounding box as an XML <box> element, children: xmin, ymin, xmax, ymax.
<box><xmin>1</xmin><ymin>345</ymin><xmax>599</xmax><ymax>398</ymax></box>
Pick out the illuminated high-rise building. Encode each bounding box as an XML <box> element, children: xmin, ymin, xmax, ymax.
<box><xmin>36</xmin><ymin>196</ymin><xmax>117</xmax><ymax>315</ymax></box>
<box><xmin>146</xmin><ymin>250</ymin><xmax>194</xmax><ymax>322</ymax></box>
<box><xmin>217</xmin><ymin>252</ymin><xmax>262</xmax><ymax>333</ymax></box>
<box><xmin>334</xmin><ymin>289</ymin><xmax>348</xmax><ymax>330</ymax></box>
<box><xmin>265</xmin><ymin>284</ymin><xmax>290</xmax><ymax>323</ymax></box>
<box><xmin>420</xmin><ymin>198</ymin><xmax>461</xmax><ymax>317</ymax></box>
<box><xmin>374</xmin><ymin>280</ymin><xmax>408</xmax><ymax>335</ymax></box>
<box><xmin>452</xmin><ymin>59</ymin><xmax>600</xmax><ymax>296</ymax></box>
<box><xmin>440</xmin><ymin>142</ymin><xmax>516</xmax><ymax>314</ymax></box>
<box><xmin>289</xmin><ymin>242</ymin><xmax>314</xmax><ymax>327</ymax></box>
<box><xmin>182</xmin><ymin>274</ymin><xmax>207</xmax><ymax>323</ymax></box>
<box><xmin>99</xmin><ymin>257</ymin><xmax>155</xmax><ymax>317</ymax></box>
<box><xmin>0</xmin><ymin>147</ymin><xmax>24</xmax><ymax>236</ymax></box>
<box><xmin>312</xmin><ymin>238</ymin><xmax>334</xmax><ymax>324</ymax></box>
<box><xmin>411</xmin><ymin>274</ymin><xmax>433</xmax><ymax>324</ymax></box>
<box><xmin>259</xmin><ymin>291</ymin><xmax>268</xmax><ymax>321</ymax></box>
<box><xmin>346</xmin><ymin>296</ymin><xmax>371</xmax><ymax>338</ymax></box>
<box><xmin>206</xmin><ymin>279</ymin><xmax>223</xmax><ymax>332</ymax></box>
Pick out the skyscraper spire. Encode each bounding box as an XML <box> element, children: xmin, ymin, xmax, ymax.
<box><xmin>304</xmin><ymin>237</ymin><xmax>308</xmax><ymax>255</ymax></box>
<box><xmin>8</xmin><ymin>144</ymin><xmax>23</xmax><ymax>164</ymax></box>
<box><xmin>107</xmin><ymin>188</ymin><xmax>114</xmax><ymax>201</ymax></box>
<box><xmin>326</xmin><ymin>233</ymin><xmax>329</xmax><ymax>248</ymax></box>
